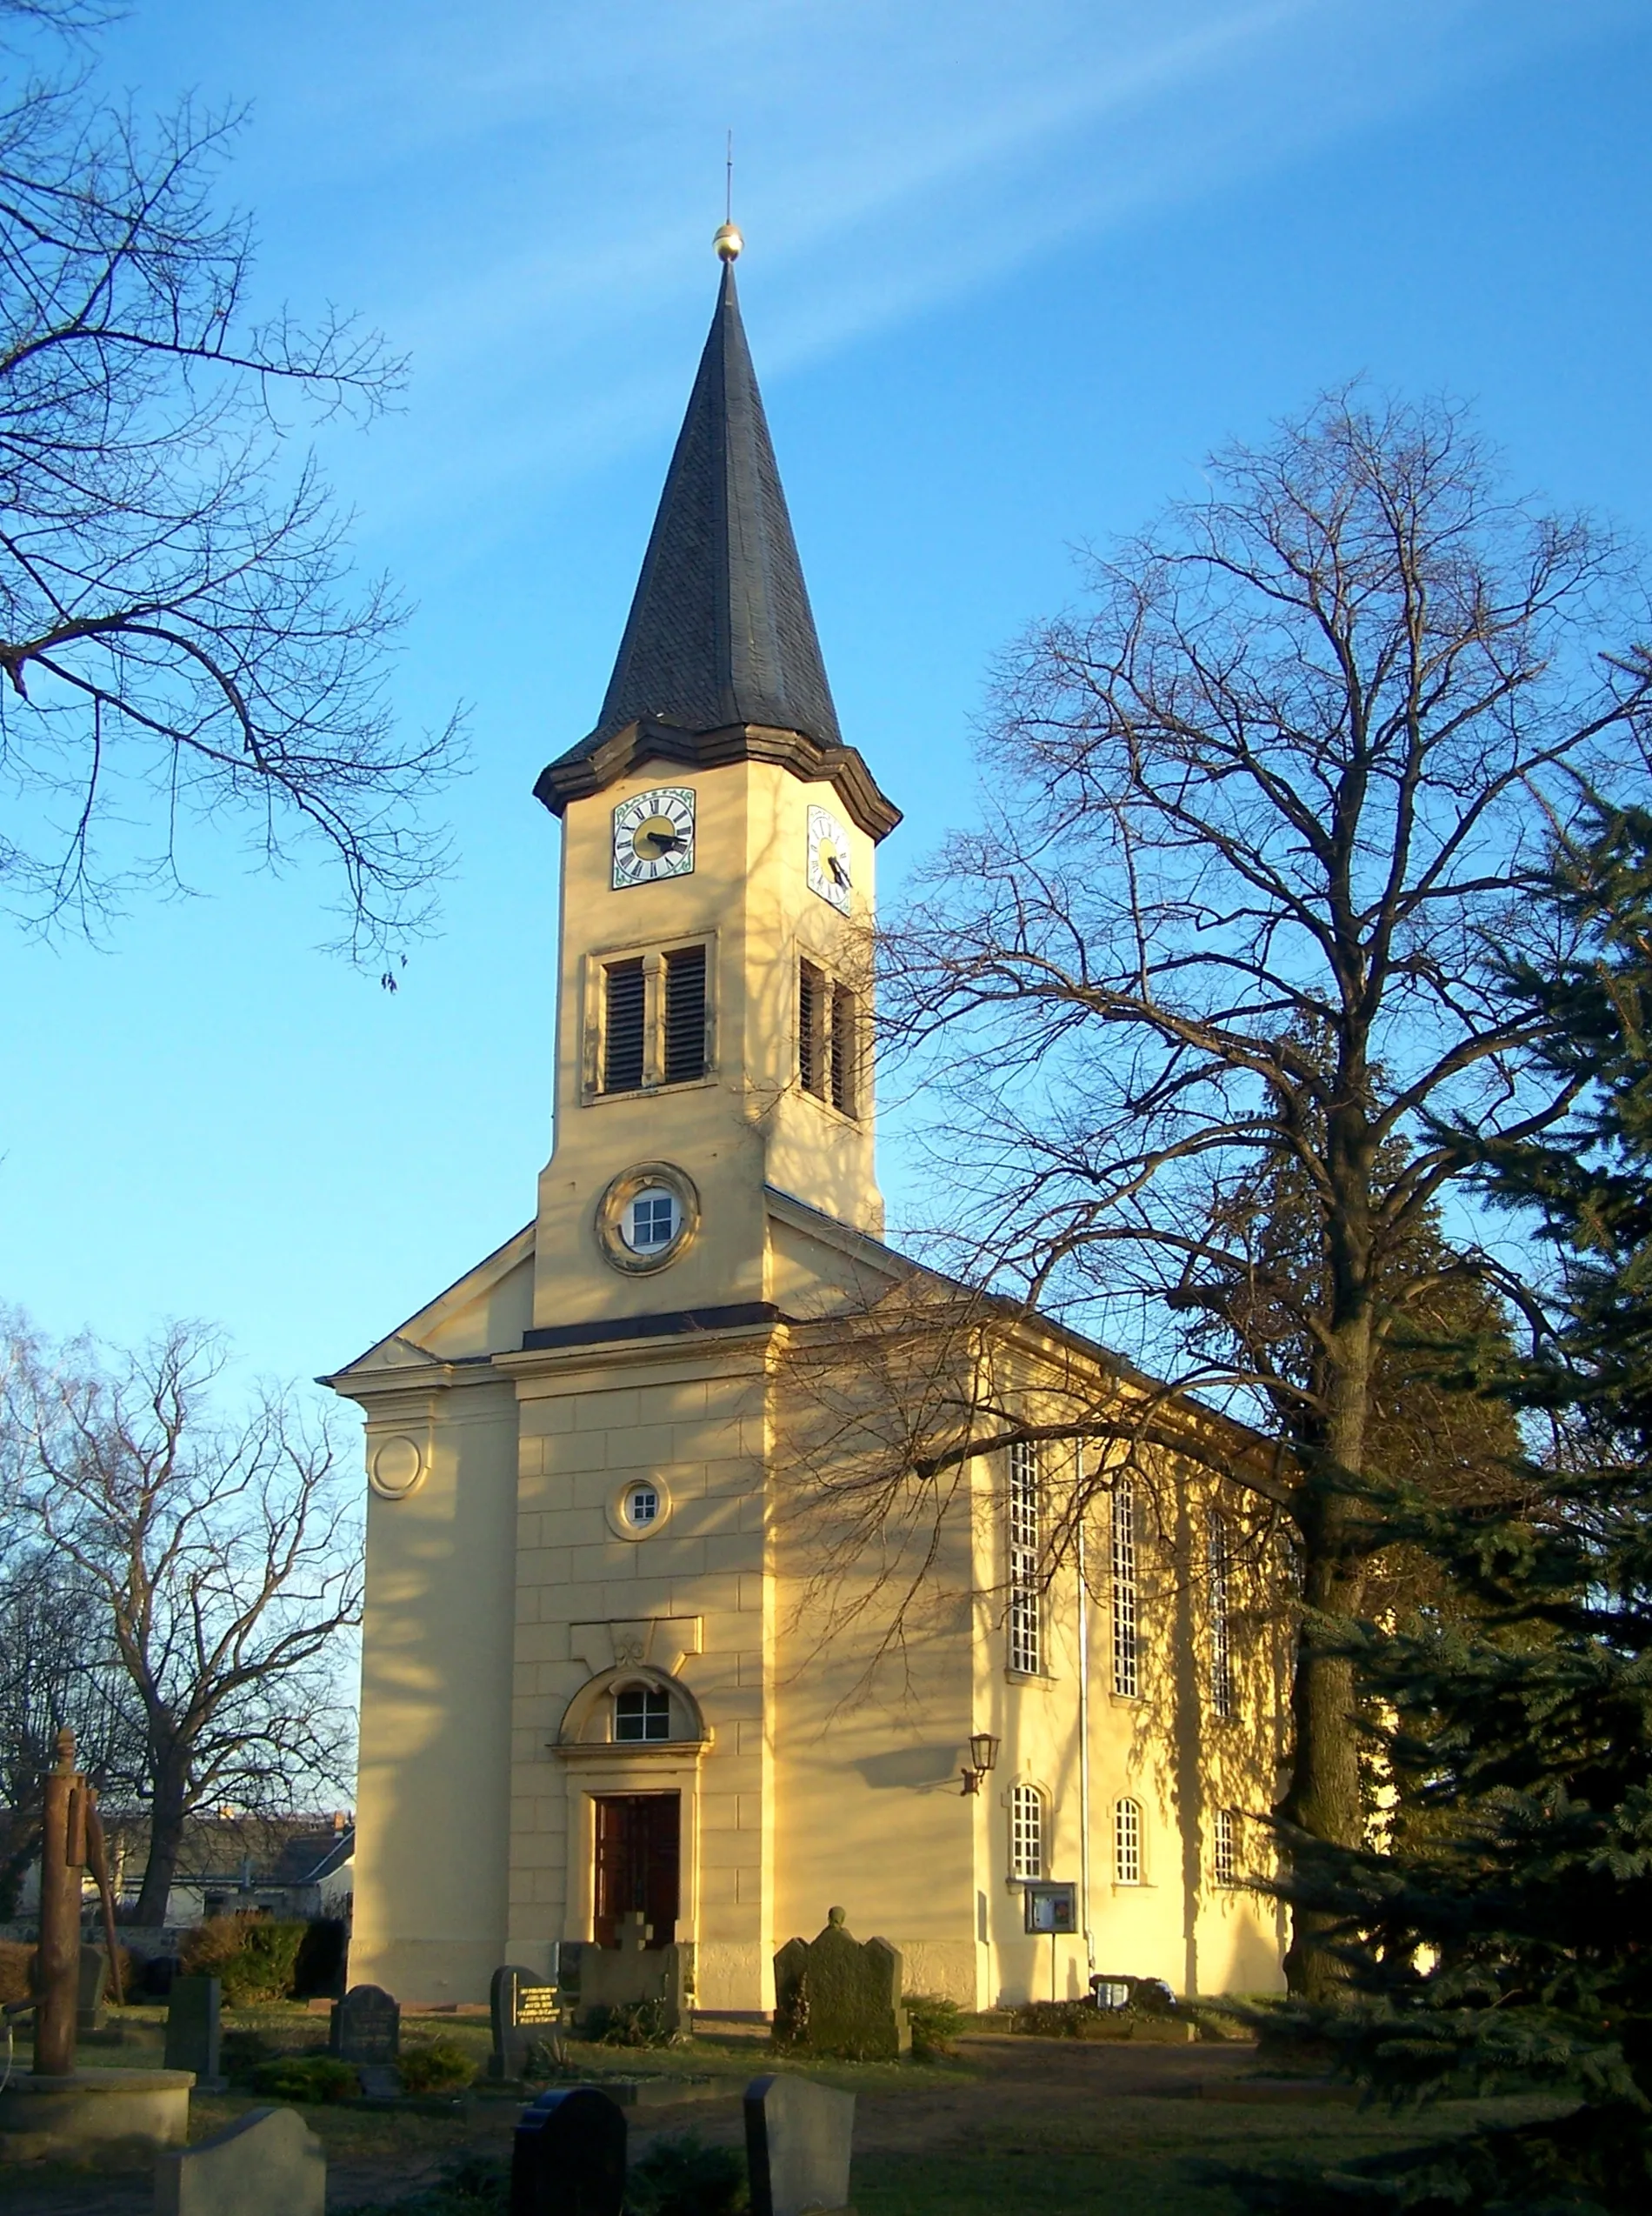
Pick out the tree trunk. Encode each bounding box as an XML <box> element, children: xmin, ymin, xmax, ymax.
<box><xmin>1280</xmin><ymin>1289</ymin><xmax>1374</xmax><ymax>1999</ymax></box>
<box><xmin>131</xmin><ymin>1759</ymin><xmax>189</xmax><ymax>1928</ymax></box>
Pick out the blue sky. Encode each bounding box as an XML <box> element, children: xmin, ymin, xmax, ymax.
<box><xmin>2</xmin><ymin>0</ymin><xmax>1649</xmax><ymax>1400</ymax></box>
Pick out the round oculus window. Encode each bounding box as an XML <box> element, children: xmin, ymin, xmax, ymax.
<box><xmin>623</xmin><ymin>1483</ymin><xmax>660</xmax><ymax>1529</ymax></box>
<box><xmin>624</xmin><ymin>1187</ymin><xmax>679</xmax><ymax>1254</ymax></box>
<box><xmin>607</xmin><ymin>1474</ymin><xmax>672</xmax><ymax>1541</ymax></box>
<box><xmin>595</xmin><ymin>1161</ymin><xmax>699</xmax><ymax>1274</ymax></box>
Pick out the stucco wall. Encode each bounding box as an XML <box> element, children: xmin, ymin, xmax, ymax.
<box><xmin>350</xmin><ymin>1378</ymin><xmax>518</xmax><ymax>2002</ymax></box>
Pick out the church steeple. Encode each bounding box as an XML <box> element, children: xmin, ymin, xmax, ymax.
<box><xmin>536</xmin><ymin>246</ymin><xmax>898</xmax><ymax>843</ymax></box>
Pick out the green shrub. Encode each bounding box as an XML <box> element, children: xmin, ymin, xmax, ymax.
<box><xmin>181</xmin><ymin>1914</ymin><xmax>306</xmax><ymax>2005</ymax></box>
<box><xmin>625</xmin><ymin>2132</ymin><xmax>748</xmax><ymax>2216</ymax></box>
<box><xmin>0</xmin><ymin>1940</ymin><xmax>34</xmax><ymax>2006</ymax></box>
<box><xmin>293</xmin><ymin>1915</ymin><xmax>349</xmax><ymax>1999</ymax></box>
<box><xmin>584</xmin><ymin>1998</ymin><xmax>678</xmax><ymax>2048</ymax></box>
<box><xmin>396</xmin><ymin>2036</ymin><xmax>476</xmax><ymax>2093</ymax></box>
<box><xmin>903</xmin><ymin>1992</ymin><xmax>966</xmax><ymax>2059</ymax></box>
<box><xmin>251</xmin><ymin>2052</ymin><xmax>360</xmax><ymax>2103</ymax></box>
<box><xmin>219</xmin><ymin>2026</ymin><xmax>280</xmax><ymax>2081</ymax></box>
<box><xmin>1010</xmin><ymin>1999</ymin><xmax>1131</xmax><ymax>2040</ymax></box>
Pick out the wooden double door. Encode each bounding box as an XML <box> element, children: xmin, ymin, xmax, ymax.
<box><xmin>592</xmin><ymin>1792</ymin><xmax>680</xmax><ymax>1949</ymax></box>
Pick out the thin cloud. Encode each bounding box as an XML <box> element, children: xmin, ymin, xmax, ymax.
<box><xmin>250</xmin><ymin>0</ymin><xmax>1634</xmax><ymax>548</ymax></box>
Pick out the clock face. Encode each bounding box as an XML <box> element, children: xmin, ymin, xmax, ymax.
<box><xmin>612</xmin><ymin>786</ymin><xmax>696</xmax><ymax>889</ymax></box>
<box><xmin>806</xmin><ymin>804</ymin><xmax>853</xmax><ymax>914</ymax></box>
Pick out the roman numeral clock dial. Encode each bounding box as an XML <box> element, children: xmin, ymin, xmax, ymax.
<box><xmin>611</xmin><ymin>786</ymin><xmax>696</xmax><ymax>889</ymax></box>
<box><xmin>806</xmin><ymin>804</ymin><xmax>853</xmax><ymax>914</ymax></box>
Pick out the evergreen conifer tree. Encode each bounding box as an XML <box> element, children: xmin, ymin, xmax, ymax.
<box><xmin>1243</xmin><ymin>799</ymin><xmax>1652</xmax><ymax>2213</ymax></box>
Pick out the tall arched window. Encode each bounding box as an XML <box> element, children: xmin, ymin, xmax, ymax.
<box><xmin>1111</xmin><ymin>1482</ymin><xmax>1139</xmax><ymax>1697</ymax></box>
<box><xmin>1209</xmin><ymin>1508</ymin><xmax>1233</xmax><ymax>1719</ymax></box>
<box><xmin>1114</xmin><ymin>1797</ymin><xmax>1142</xmax><ymax>1885</ymax></box>
<box><xmin>1009</xmin><ymin>1783</ymin><xmax>1044</xmax><ymax>1881</ymax></box>
<box><xmin>1008</xmin><ymin>1440</ymin><xmax>1042</xmax><ymax>1676</ymax></box>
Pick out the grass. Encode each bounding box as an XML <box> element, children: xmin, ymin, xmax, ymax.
<box><xmin>16</xmin><ymin>2004</ymin><xmax>1575</xmax><ymax>2214</ymax></box>
<box><xmin>847</xmin><ymin>2093</ymin><xmax>1575</xmax><ymax>2216</ymax></box>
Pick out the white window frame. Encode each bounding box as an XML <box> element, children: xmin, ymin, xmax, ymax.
<box><xmin>1008</xmin><ymin>1439</ymin><xmax>1042</xmax><ymax>1676</ymax></box>
<box><xmin>1209</xmin><ymin>1506</ymin><xmax>1234</xmax><ymax>1720</ymax></box>
<box><xmin>1111</xmin><ymin>1480</ymin><xmax>1139</xmax><ymax>1698</ymax></box>
<box><xmin>1114</xmin><ymin>1796</ymin><xmax>1142</xmax><ymax>1886</ymax></box>
<box><xmin>1213</xmin><ymin>1807</ymin><xmax>1238</xmax><ymax>1889</ymax></box>
<box><xmin>1009</xmin><ymin>1782</ymin><xmax>1044</xmax><ymax>1881</ymax></box>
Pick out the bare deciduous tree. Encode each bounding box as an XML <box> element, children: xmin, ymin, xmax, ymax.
<box><xmin>0</xmin><ymin>1312</ymin><xmax>363</xmax><ymax>1923</ymax></box>
<box><xmin>0</xmin><ymin>0</ymin><xmax>461</xmax><ymax>964</ymax></box>
<box><xmin>0</xmin><ymin>1538</ymin><xmax>142</xmax><ymax>1912</ymax></box>
<box><xmin>877</xmin><ymin>391</ymin><xmax>1652</xmax><ymax>1993</ymax></box>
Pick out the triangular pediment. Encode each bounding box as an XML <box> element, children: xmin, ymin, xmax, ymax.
<box><xmin>323</xmin><ymin>1223</ymin><xmax>536</xmax><ymax>1382</ymax></box>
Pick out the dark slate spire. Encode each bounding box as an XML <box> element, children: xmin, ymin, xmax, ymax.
<box><xmin>591</xmin><ymin>259</ymin><xmax>841</xmax><ymax>751</ymax></box>
<box><xmin>536</xmin><ymin>251</ymin><xmax>899</xmax><ymax>843</ymax></box>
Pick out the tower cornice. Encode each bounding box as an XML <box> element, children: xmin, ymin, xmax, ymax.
<box><xmin>532</xmin><ymin>713</ymin><xmax>900</xmax><ymax>842</ymax></box>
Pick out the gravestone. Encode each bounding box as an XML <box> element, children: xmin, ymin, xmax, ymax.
<box><xmin>745</xmin><ymin>2074</ymin><xmax>856</xmax><ymax>2216</ymax></box>
<box><xmin>573</xmin><ymin>1912</ymin><xmax>694</xmax><ymax>2037</ymax></box>
<box><xmin>510</xmin><ymin>2084</ymin><xmax>626</xmax><ymax>2216</ymax></box>
<box><xmin>154</xmin><ymin>2104</ymin><xmax>324</xmax><ymax>2216</ymax></box>
<box><xmin>163</xmin><ymin>1974</ymin><xmax>226</xmax><ymax>2092</ymax></box>
<box><xmin>77</xmin><ymin>1944</ymin><xmax>108</xmax><ymax>2033</ymax></box>
<box><xmin>490</xmin><ymin>1964</ymin><xmax>560</xmax><ymax>2080</ymax></box>
<box><xmin>329</xmin><ymin>1983</ymin><xmax>400</xmax><ymax>2064</ymax></box>
<box><xmin>772</xmin><ymin>1907</ymin><xmax>909</xmax><ymax>2059</ymax></box>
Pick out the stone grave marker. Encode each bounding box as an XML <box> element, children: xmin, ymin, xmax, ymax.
<box><xmin>77</xmin><ymin>1943</ymin><xmax>107</xmax><ymax>2033</ymax></box>
<box><xmin>745</xmin><ymin>2073</ymin><xmax>856</xmax><ymax>2216</ymax></box>
<box><xmin>510</xmin><ymin>2084</ymin><xmax>626</xmax><ymax>2216</ymax></box>
<box><xmin>490</xmin><ymin>1964</ymin><xmax>559</xmax><ymax>2079</ymax></box>
<box><xmin>163</xmin><ymin>1973</ymin><xmax>226</xmax><ymax>2092</ymax></box>
<box><xmin>154</xmin><ymin>2103</ymin><xmax>324</xmax><ymax>2216</ymax></box>
<box><xmin>573</xmin><ymin>1911</ymin><xmax>695</xmax><ymax>2036</ymax></box>
<box><xmin>772</xmin><ymin>1906</ymin><xmax>909</xmax><ymax>2059</ymax></box>
<box><xmin>330</xmin><ymin>1983</ymin><xmax>400</xmax><ymax>2064</ymax></box>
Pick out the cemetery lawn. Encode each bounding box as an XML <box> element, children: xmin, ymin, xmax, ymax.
<box><xmin>0</xmin><ymin>2012</ymin><xmax>1576</xmax><ymax>2213</ymax></box>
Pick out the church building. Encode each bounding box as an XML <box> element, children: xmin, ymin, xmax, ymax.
<box><xmin>328</xmin><ymin>232</ymin><xmax>1288</xmax><ymax>2016</ymax></box>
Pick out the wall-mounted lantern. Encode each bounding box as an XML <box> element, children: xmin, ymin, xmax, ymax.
<box><xmin>960</xmin><ymin>1732</ymin><xmax>1001</xmax><ymax>1796</ymax></box>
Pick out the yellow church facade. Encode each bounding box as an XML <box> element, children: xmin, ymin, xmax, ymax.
<box><xmin>329</xmin><ymin>243</ymin><xmax>1288</xmax><ymax>2017</ymax></box>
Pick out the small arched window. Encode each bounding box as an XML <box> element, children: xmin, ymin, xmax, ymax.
<box><xmin>1114</xmin><ymin>1797</ymin><xmax>1142</xmax><ymax>1885</ymax></box>
<box><xmin>614</xmin><ymin>1685</ymin><xmax>670</xmax><ymax>1743</ymax></box>
<box><xmin>1009</xmin><ymin>1783</ymin><xmax>1044</xmax><ymax>1880</ymax></box>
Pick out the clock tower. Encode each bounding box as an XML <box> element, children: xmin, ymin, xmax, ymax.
<box><xmin>528</xmin><ymin>238</ymin><xmax>899</xmax><ymax>1338</ymax></box>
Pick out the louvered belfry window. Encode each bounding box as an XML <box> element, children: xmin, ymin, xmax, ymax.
<box><xmin>799</xmin><ymin>959</ymin><xmax>823</xmax><ymax>1097</ymax></box>
<box><xmin>603</xmin><ymin>958</ymin><xmax>647</xmax><ymax>1092</ymax></box>
<box><xmin>829</xmin><ymin>984</ymin><xmax>856</xmax><ymax>1115</ymax></box>
<box><xmin>663</xmin><ymin>944</ymin><xmax>707</xmax><ymax>1085</ymax></box>
<box><xmin>596</xmin><ymin>942</ymin><xmax>711</xmax><ymax>1096</ymax></box>
<box><xmin>799</xmin><ymin>958</ymin><xmax>861</xmax><ymax>1118</ymax></box>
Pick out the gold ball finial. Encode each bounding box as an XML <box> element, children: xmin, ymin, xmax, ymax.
<box><xmin>714</xmin><ymin>221</ymin><xmax>743</xmax><ymax>263</ymax></box>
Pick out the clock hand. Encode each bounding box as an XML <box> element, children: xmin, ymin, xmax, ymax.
<box><xmin>828</xmin><ymin>853</ymin><xmax>849</xmax><ymax>885</ymax></box>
